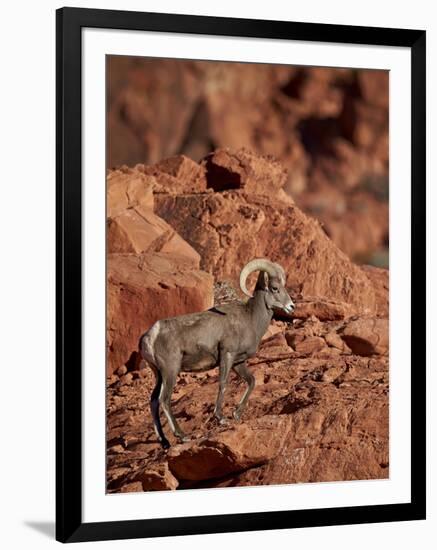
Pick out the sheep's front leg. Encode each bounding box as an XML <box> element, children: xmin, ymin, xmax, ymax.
<box><xmin>232</xmin><ymin>361</ymin><xmax>255</xmax><ymax>421</ymax></box>
<box><xmin>213</xmin><ymin>351</ymin><xmax>234</xmax><ymax>425</ymax></box>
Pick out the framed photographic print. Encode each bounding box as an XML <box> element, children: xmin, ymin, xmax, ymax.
<box><xmin>56</xmin><ymin>7</ymin><xmax>426</xmax><ymax>543</ymax></box>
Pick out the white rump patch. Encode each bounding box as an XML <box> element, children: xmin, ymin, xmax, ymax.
<box><xmin>142</xmin><ymin>321</ymin><xmax>160</xmax><ymax>365</ymax></box>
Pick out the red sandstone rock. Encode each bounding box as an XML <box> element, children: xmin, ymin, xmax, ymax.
<box><xmin>106</xmin><ymin>167</ymin><xmax>214</xmax><ymax>378</ymax></box>
<box><xmin>107</xmin><ymin>318</ymin><xmax>389</xmax><ymax>490</ymax></box>
<box><xmin>260</xmin><ymin>332</ymin><xmax>289</xmax><ymax>349</ymax></box>
<box><xmin>120</xmin><ymin>482</ymin><xmax>143</xmax><ymax>493</ymax></box>
<box><xmin>107</xmin><ymin>60</ymin><xmax>389</xmax><ymax>264</ymax></box>
<box><xmin>253</xmin><ymin>343</ymin><xmax>294</xmax><ymax>365</ymax></box>
<box><xmin>339</xmin><ymin>317</ymin><xmax>389</xmax><ymax>356</ymax></box>
<box><xmin>293</xmin><ymin>297</ymin><xmax>354</xmax><ymax>321</ymax></box>
<box><xmin>141</xmin><ymin>155</ymin><xmax>207</xmax><ymax>194</ymax></box>
<box><xmin>155</xmin><ymin>191</ymin><xmax>378</xmax><ymax>314</ymax></box>
<box><xmin>200</xmin><ymin>64</ymin><xmax>310</xmax><ymax>195</ymax></box>
<box><xmin>280</xmin><ymin>68</ymin><xmax>346</xmax><ymax>117</ymax></box>
<box><xmin>324</xmin><ymin>331</ymin><xmax>351</xmax><ymax>352</ymax></box>
<box><xmin>298</xmin><ymin>183</ymin><xmax>389</xmax><ymax>263</ymax></box>
<box><xmin>357</xmin><ymin>70</ymin><xmax>389</xmax><ymax>110</ymax></box>
<box><xmin>294</xmin><ymin>336</ymin><xmax>327</xmax><ymax>355</ymax></box>
<box><xmin>202</xmin><ymin>147</ymin><xmax>288</xmax><ymax>195</ymax></box>
<box><xmin>107</xmin><ymin>205</ymin><xmax>200</xmax><ymax>265</ymax></box>
<box><xmin>137</xmin><ymin>462</ymin><xmax>179</xmax><ymax>491</ymax></box>
<box><xmin>107</xmin><ymin>169</ymin><xmax>155</xmax><ymax>218</ymax></box>
<box><xmin>261</xmin><ymin>321</ymin><xmax>288</xmax><ymax>341</ymax></box>
<box><xmin>107</xmin><ymin>253</ymin><xmax>214</xmax><ymax>375</ymax></box>
<box><xmin>167</xmin><ymin>416</ymin><xmax>290</xmax><ymax>481</ymax></box>
<box><xmin>104</xmin><ymin>143</ymin><xmax>389</xmax><ymax>492</ymax></box>
<box><xmin>340</xmin><ymin>68</ymin><xmax>389</xmax><ymax>155</ymax></box>
<box><xmin>107</xmin><ymin>57</ymin><xmax>203</xmax><ymax>167</ymax></box>
<box><xmin>361</xmin><ymin>265</ymin><xmax>389</xmax><ymax>317</ymax></box>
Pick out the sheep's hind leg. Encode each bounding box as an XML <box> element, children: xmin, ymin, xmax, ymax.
<box><xmin>232</xmin><ymin>361</ymin><xmax>255</xmax><ymax>421</ymax></box>
<box><xmin>150</xmin><ymin>366</ymin><xmax>170</xmax><ymax>449</ymax></box>
<box><xmin>160</xmin><ymin>368</ymin><xmax>190</xmax><ymax>442</ymax></box>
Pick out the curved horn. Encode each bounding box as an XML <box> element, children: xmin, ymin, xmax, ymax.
<box><xmin>272</xmin><ymin>262</ymin><xmax>286</xmax><ymax>285</ymax></box>
<box><xmin>239</xmin><ymin>258</ymin><xmax>284</xmax><ymax>297</ymax></box>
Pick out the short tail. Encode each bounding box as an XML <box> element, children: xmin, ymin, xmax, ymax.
<box><xmin>150</xmin><ymin>368</ymin><xmax>170</xmax><ymax>449</ymax></box>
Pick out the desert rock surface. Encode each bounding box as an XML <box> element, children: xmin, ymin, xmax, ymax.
<box><xmin>107</xmin><ymin>314</ymin><xmax>388</xmax><ymax>491</ymax></box>
<box><xmin>106</xmin><ymin>149</ymin><xmax>389</xmax><ymax>492</ymax></box>
<box><xmin>108</xmin><ymin>59</ymin><xmax>389</xmax><ymax>266</ymax></box>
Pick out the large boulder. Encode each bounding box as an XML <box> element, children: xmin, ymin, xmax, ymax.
<box><xmin>202</xmin><ymin>147</ymin><xmax>288</xmax><ymax>195</ymax></box>
<box><xmin>155</xmin><ymin>190</ymin><xmax>378</xmax><ymax>314</ymax></box>
<box><xmin>106</xmin><ymin>165</ymin><xmax>215</xmax><ymax>377</ymax></box>
<box><xmin>139</xmin><ymin>154</ymin><xmax>208</xmax><ymax>194</ymax></box>
<box><xmin>339</xmin><ymin>317</ymin><xmax>389</xmax><ymax>356</ymax></box>
<box><xmin>107</xmin><ymin>253</ymin><xmax>214</xmax><ymax>376</ymax></box>
<box><xmin>167</xmin><ymin>416</ymin><xmax>290</xmax><ymax>481</ymax></box>
<box><xmin>292</xmin><ymin>296</ymin><xmax>354</xmax><ymax>321</ymax></box>
<box><xmin>136</xmin><ymin>462</ymin><xmax>179</xmax><ymax>491</ymax></box>
<box><xmin>107</xmin><ymin>205</ymin><xmax>200</xmax><ymax>265</ymax></box>
<box><xmin>107</xmin><ymin>169</ymin><xmax>155</xmax><ymax>218</ymax></box>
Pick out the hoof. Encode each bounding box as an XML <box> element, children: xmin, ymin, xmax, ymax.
<box><xmin>176</xmin><ymin>432</ymin><xmax>191</xmax><ymax>443</ymax></box>
<box><xmin>213</xmin><ymin>411</ymin><xmax>228</xmax><ymax>425</ymax></box>
<box><xmin>233</xmin><ymin>410</ymin><xmax>241</xmax><ymax>422</ymax></box>
<box><xmin>161</xmin><ymin>438</ymin><xmax>171</xmax><ymax>450</ymax></box>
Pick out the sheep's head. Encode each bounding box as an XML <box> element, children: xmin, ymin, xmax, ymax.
<box><xmin>239</xmin><ymin>258</ymin><xmax>295</xmax><ymax>315</ymax></box>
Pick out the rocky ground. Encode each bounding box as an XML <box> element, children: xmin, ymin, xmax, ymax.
<box><xmin>107</xmin><ymin>314</ymin><xmax>388</xmax><ymax>493</ymax></box>
<box><xmin>106</xmin><ymin>148</ymin><xmax>389</xmax><ymax>493</ymax></box>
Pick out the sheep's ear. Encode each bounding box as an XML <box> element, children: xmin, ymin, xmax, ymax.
<box><xmin>255</xmin><ymin>270</ymin><xmax>268</xmax><ymax>291</ymax></box>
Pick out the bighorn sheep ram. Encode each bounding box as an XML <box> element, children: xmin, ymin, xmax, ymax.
<box><xmin>140</xmin><ymin>258</ymin><xmax>294</xmax><ymax>449</ymax></box>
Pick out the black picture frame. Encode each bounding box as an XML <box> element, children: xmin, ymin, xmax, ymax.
<box><xmin>56</xmin><ymin>6</ymin><xmax>426</xmax><ymax>543</ymax></box>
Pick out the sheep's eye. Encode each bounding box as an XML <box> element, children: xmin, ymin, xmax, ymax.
<box><xmin>272</xmin><ymin>287</ymin><xmax>279</xmax><ymax>293</ymax></box>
